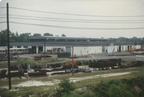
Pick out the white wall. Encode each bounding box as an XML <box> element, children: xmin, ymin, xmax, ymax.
<box><xmin>102</xmin><ymin>45</ymin><xmax>142</xmax><ymax>53</ymax></box>
<box><xmin>9</xmin><ymin>44</ymin><xmax>142</xmax><ymax>54</ymax></box>
<box><xmin>72</xmin><ymin>46</ymin><xmax>102</xmax><ymax>56</ymax></box>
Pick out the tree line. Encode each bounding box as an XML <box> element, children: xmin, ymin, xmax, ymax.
<box><xmin>0</xmin><ymin>29</ymin><xmax>66</xmax><ymax>46</ymax></box>
<box><xmin>0</xmin><ymin>29</ymin><xmax>144</xmax><ymax>46</ymax></box>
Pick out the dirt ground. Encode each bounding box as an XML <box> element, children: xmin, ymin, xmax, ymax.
<box><xmin>15</xmin><ymin>72</ymin><xmax>131</xmax><ymax>87</ymax></box>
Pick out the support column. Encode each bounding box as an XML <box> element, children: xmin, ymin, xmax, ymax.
<box><xmin>36</xmin><ymin>46</ymin><xmax>39</xmax><ymax>54</ymax></box>
<box><xmin>43</xmin><ymin>46</ymin><xmax>46</xmax><ymax>53</ymax></box>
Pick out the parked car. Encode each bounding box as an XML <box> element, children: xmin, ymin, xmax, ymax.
<box><xmin>84</xmin><ymin>68</ymin><xmax>91</xmax><ymax>72</ymax></box>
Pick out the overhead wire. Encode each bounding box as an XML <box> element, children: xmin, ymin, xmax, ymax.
<box><xmin>1</xmin><ymin>16</ymin><xmax>144</xmax><ymax>23</ymax></box>
<box><xmin>1</xmin><ymin>6</ymin><xmax>144</xmax><ymax>17</ymax></box>
<box><xmin>9</xmin><ymin>7</ymin><xmax>144</xmax><ymax>17</ymax></box>
<box><xmin>0</xmin><ymin>21</ymin><xmax>6</xmax><ymax>23</ymax></box>
<box><xmin>1</xmin><ymin>6</ymin><xmax>144</xmax><ymax>30</ymax></box>
<box><xmin>9</xmin><ymin>21</ymin><xmax>144</xmax><ymax>30</ymax></box>
<box><xmin>7</xmin><ymin>14</ymin><xmax>144</xmax><ymax>20</ymax></box>
<box><xmin>0</xmin><ymin>7</ymin><xmax>6</xmax><ymax>8</ymax></box>
<box><xmin>0</xmin><ymin>14</ymin><xmax>6</xmax><ymax>16</ymax></box>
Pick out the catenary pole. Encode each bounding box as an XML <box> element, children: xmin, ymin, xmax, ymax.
<box><xmin>7</xmin><ymin>3</ymin><xmax>11</xmax><ymax>90</ymax></box>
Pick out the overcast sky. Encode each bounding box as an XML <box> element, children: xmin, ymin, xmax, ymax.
<box><xmin>0</xmin><ymin>0</ymin><xmax>144</xmax><ymax>38</ymax></box>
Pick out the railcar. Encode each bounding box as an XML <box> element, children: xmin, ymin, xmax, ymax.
<box><xmin>0</xmin><ymin>48</ymin><xmax>30</xmax><ymax>55</ymax></box>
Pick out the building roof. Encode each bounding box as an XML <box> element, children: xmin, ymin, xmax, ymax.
<box><xmin>29</xmin><ymin>36</ymin><xmax>108</xmax><ymax>41</ymax></box>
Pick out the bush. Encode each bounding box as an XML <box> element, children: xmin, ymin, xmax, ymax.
<box><xmin>94</xmin><ymin>80</ymin><xmax>135</xmax><ymax>97</ymax></box>
<box><xmin>82</xmin><ymin>91</ymin><xmax>95</xmax><ymax>97</ymax></box>
<box><xmin>61</xmin><ymin>91</ymin><xmax>95</xmax><ymax>97</ymax></box>
<box><xmin>56</xmin><ymin>79</ymin><xmax>96</xmax><ymax>97</ymax></box>
<box><xmin>123</xmin><ymin>76</ymin><xmax>144</xmax><ymax>97</ymax></box>
<box><xmin>108</xmin><ymin>84</ymin><xmax>134</xmax><ymax>97</ymax></box>
<box><xmin>61</xmin><ymin>91</ymin><xmax>82</xmax><ymax>97</ymax></box>
<box><xmin>56</xmin><ymin>79</ymin><xmax>75</xmax><ymax>97</ymax></box>
<box><xmin>0</xmin><ymin>88</ymin><xmax>16</xmax><ymax>97</ymax></box>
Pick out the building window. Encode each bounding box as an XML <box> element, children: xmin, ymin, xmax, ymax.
<box><xmin>24</xmin><ymin>46</ymin><xmax>28</xmax><ymax>48</ymax></box>
<box><xmin>17</xmin><ymin>46</ymin><xmax>21</xmax><ymax>48</ymax></box>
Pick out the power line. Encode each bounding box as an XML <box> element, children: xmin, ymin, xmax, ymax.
<box><xmin>9</xmin><ymin>17</ymin><xmax>144</xmax><ymax>23</ymax></box>
<box><xmin>8</xmin><ymin>15</ymin><xmax>144</xmax><ymax>21</ymax></box>
<box><xmin>9</xmin><ymin>7</ymin><xmax>144</xmax><ymax>17</ymax></box>
<box><xmin>0</xmin><ymin>7</ymin><xmax>5</xmax><ymax>8</ymax></box>
<box><xmin>8</xmin><ymin>14</ymin><xmax>144</xmax><ymax>20</ymax></box>
<box><xmin>1</xmin><ymin>16</ymin><xmax>144</xmax><ymax>23</ymax></box>
<box><xmin>10</xmin><ymin>21</ymin><xmax>144</xmax><ymax>30</ymax></box>
<box><xmin>0</xmin><ymin>21</ymin><xmax>6</xmax><ymax>23</ymax></box>
<box><xmin>0</xmin><ymin>14</ymin><xmax>5</xmax><ymax>15</ymax></box>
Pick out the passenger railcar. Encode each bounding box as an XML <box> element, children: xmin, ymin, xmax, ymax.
<box><xmin>0</xmin><ymin>48</ymin><xmax>29</xmax><ymax>54</ymax></box>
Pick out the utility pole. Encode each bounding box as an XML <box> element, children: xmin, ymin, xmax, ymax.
<box><xmin>71</xmin><ymin>46</ymin><xmax>74</xmax><ymax>76</ymax></box>
<box><xmin>7</xmin><ymin>3</ymin><xmax>11</xmax><ymax>90</ymax></box>
<box><xmin>44</xmin><ymin>38</ymin><xmax>46</xmax><ymax>59</ymax></box>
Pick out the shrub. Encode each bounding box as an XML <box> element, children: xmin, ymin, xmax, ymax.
<box><xmin>123</xmin><ymin>76</ymin><xmax>144</xmax><ymax>97</ymax></box>
<box><xmin>94</xmin><ymin>80</ymin><xmax>135</xmax><ymax>97</ymax></box>
<box><xmin>61</xmin><ymin>91</ymin><xmax>95</xmax><ymax>97</ymax></box>
<box><xmin>0</xmin><ymin>88</ymin><xmax>16</xmax><ymax>97</ymax></box>
<box><xmin>82</xmin><ymin>91</ymin><xmax>95</xmax><ymax>97</ymax></box>
<box><xmin>56</xmin><ymin>79</ymin><xmax>75</xmax><ymax>97</ymax></box>
<box><xmin>61</xmin><ymin>91</ymin><xmax>82</xmax><ymax>97</ymax></box>
<box><xmin>108</xmin><ymin>84</ymin><xmax>134</xmax><ymax>97</ymax></box>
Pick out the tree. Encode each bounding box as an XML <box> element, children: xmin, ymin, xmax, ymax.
<box><xmin>0</xmin><ymin>29</ymin><xmax>14</xmax><ymax>46</ymax></box>
<box><xmin>0</xmin><ymin>30</ymin><xmax>8</xmax><ymax>46</ymax></box>
<box><xmin>62</xmin><ymin>34</ymin><xmax>66</xmax><ymax>37</ymax></box>
<box><xmin>43</xmin><ymin>33</ymin><xmax>53</xmax><ymax>36</ymax></box>
<box><xmin>141</xmin><ymin>37</ymin><xmax>144</xmax><ymax>44</ymax></box>
<box><xmin>33</xmin><ymin>33</ymin><xmax>41</xmax><ymax>37</ymax></box>
<box><xmin>18</xmin><ymin>33</ymin><xmax>31</xmax><ymax>42</ymax></box>
<box><xmin>10</xmin><ymin>32</ymin><xmax>18</xmax><ymax>42</ymax></box>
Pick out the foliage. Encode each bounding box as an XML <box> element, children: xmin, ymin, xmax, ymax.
<box><xmin>61</xmin><ymin>92</ymin><xmax>81</xmax><ymax>97</ymax></box>
<box><xmin>56</xmin><ymin>79</ymin><xmax>75</xmax><ymax>97</ymax></box>
<box><xmin>0</xmin><ymin>29</ymin><xmax>32</xmax><ymax>46</ymax></box>
<box><xmin>1</xmin><ymin>29</ymin><xmax>144</xmax><ymax>46</ymax></box>
<box><xmin>110</xmin><ymin>37</ymin><xmax>144</xmax><ymax>43</ymax></box>
<box><xmin>61</xmin><ymin>91</ymin><xmax>95</xmax><ymax>97</ymax></box>
<box><xmin>0</xmin><ymin>29</ymin><xmax>8</xmax><ymax>46</ymax></box>
<box><xmin>108</xmin><ymin>81</ymin><xmax>135</xmax><ymax>97</ymax></box>
<box><xmin>43</xmin><ymin>33</ymin><xmax>53</xmax><ymax>36</ymax></box>
<box><xmin>123</xmin><ymin>76</ymin><xmax>144</xmax><ymax>97</ymax></box>
<box><xmin>33</xmin><ymin>33</ymin><xmax>41</xmax><ymax>37</ymax></box>
<box><xmin>56</xmin><ymin>79</ymin><xmax>95</xmax><ymax>97</ymax></box>
<box><xmin>94</xmin><ymin>79</ymin><xmax>137</xmax><ymax>97</ymax></box>
<box><xmin>0</xmin><ymin>29</ymin><xmax>68</xmax><ymax>46</ymax></box>
<box><xmin>61</xmin><ymin>34</ymin><xmax>66</xmax><ymax>37</ymax></box>
<box><xmin>16</xmin><ymin>58</ymin><xmax>38</xmax><ymax>66</ymax></box>
<box><xmin>0</xmin><ymin>88</ymin><xmax>16</xmax><ymax>97</ymax></box>
<box><xmin>17</xmin><ymin>33</ymin><xmax>31</xmax><ymax>42</ymax></box>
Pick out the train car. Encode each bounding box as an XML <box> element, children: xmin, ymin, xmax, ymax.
<box><xmin>0</xmin><ymin>48</ymin><xmax>30</xmax><ymax>55</ymax></box>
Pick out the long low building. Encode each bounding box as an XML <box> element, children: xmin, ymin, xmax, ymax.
<box><xmin>10</xmin><ymin>36</ymin><xmax>141</xmax><ymax>56</ymax></box>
